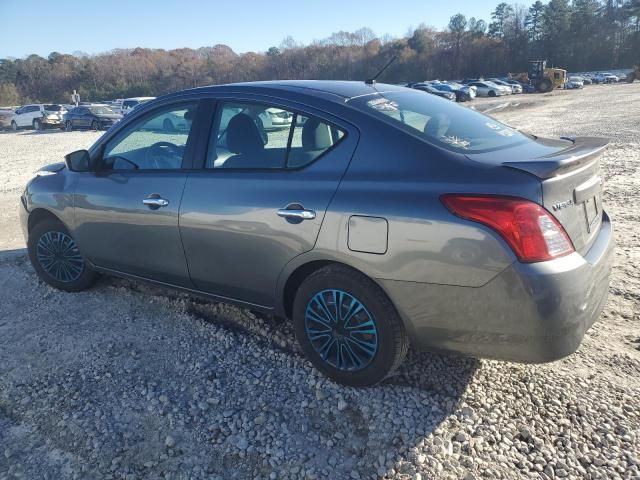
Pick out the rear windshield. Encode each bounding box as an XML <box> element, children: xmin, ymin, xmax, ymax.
<box><xmin>350</xmin><ymin>90</ymin><xmax>531</xmax><ymax>153</ymax></box>
<box><xmin>44</xmin><ymin>104</ymin><xmax>62</xmax><ymax>111</ymax></box>
<box><xmin>89</xmin><ymin>106</ymin><xmax>115</xmax><ymax>115</ymax></box>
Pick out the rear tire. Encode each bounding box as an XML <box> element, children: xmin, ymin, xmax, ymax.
<box><xmin>27</xmin><ymin>218</ymin><xmax>99</xmax><ymax>292</ymax></box>
<box><xmin>292</xmin><ymin>265</ymin><xmax>408</xmax><ymax>387</ymax></box>
<box><xmin>33</xmin><ymin>119</ymin><xmax>42</xmax><ymax>131</ymax></box>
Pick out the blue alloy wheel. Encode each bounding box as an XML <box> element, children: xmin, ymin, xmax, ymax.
<box><xmin>304</xmin><ymin>289</ymin><xmax>379</xmax><ymax>371</ymax></box>
<box><xmin>36</xmin><ymin>231</ymin><xmax>84</xmax><ymax>283</ymax></box>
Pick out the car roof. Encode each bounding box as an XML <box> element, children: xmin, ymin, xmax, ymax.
<box><xmin>163</xmin><ymin>80</ymin><xmax>409</xmax><ymax>104</ymax></box>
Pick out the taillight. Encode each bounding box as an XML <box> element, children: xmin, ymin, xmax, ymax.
<box><xmin>440</xmin><ymin>194</ymin><xmax>575</xmax><ymax>263</ymax></box>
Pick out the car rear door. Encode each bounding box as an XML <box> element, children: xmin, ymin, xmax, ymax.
<box><xmin>179</xmin><ymin>98</ymin><xmax>358</xmax><ymax>307</ymax></box>
<box><xmin>73</xmin><ymin>100</ymin><xmax>201</xmax><ymax>287</ymax></box>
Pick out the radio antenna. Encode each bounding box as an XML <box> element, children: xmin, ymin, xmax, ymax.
<box><xmin>365</xmin><ymin>55</ymin><xmax>398</xmax><ymax>85</ymax></box>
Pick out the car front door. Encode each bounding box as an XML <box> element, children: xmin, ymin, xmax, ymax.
<box><xmin>179</xmin><ymin>99</ymin><xmax>358</xmax><ymax>307</ymax></box>
<box><xmin>73</xmin><ymin>101</ymin><xmax>200</xmax><ymax>286</ymax></box>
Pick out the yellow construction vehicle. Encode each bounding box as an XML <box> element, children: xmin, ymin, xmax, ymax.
<box><xmin>510</xmin><ymin>60</ymin><xmax>567</xmax><ymax>93</ymax></box>
<box><xmin>626</xmin><ymin>64</ymin><xmax>639</xmax><ymax>83</ymax></box>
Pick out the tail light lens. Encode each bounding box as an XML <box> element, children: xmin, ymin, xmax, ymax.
<box><xmin>441</xmin><ymin>194</ymin><xmax>575</xmax><ymax>263</ymax></box>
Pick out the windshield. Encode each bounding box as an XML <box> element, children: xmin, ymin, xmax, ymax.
<box><xmin>351</xmin><ymin>90</ymin><xmax>532</xmax><ymax>153</ymax></box>
<box><xmin>89</xmin><ymin>106</ymin><xmax>116</xmax><ymax>115</ymax></box>
<box><xmin>44</xmin><ymin>104</ymin><xmax>62</xmax><ymax>111</ymax></box>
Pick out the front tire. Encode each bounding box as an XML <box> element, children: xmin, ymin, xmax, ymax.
<box><xmin>488</xmin><ymin>90</ymin><xmax>496</xmax><ymax>97</ymax></box>
<box><xmin>538</xmin><ymin>78</ymin><xmax>553</xmax><ymax>92</ymax></box>
<box><xmin>91</xmin><ymin>120</ymin><xmax>99</xmax><ymax>130</ymax></box>
<box><xmin>65</xmin><ymin>120</ymin><xmax>73</xmax><ymax>132</ymax></box>
<box><xmin>33</xmin><ymin>119</ymin><xmax>42</xmax><ymax>131</ymax></box>
<box><xmin>27</xmin><ymin>218</ymin><xmax>99</xmax><ymax>292</ymax></box>
<box><xmin>11</xmin><ymin>120</ymin><xmax>17</xmax><ymax>131</ymax></box>
<box><xmin>293</xmin><ymin>265</ymin><xmax>408</xmax><ymax>387</ymax></box>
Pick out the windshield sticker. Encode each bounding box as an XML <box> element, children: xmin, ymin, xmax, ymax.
<box><xmin>486</xmin><ymin>121</ymin><xmax>515</xmax><ymax>137</ymax></box>
<box><xmin>496</xmin><ymin>129</ymin><xmax>515</xmax><ymax>137</ymax></box>
<box><xmin>367</xmin><ymin>98</ymin><xmax>399</xmax><ymax>112</ymax></box>
<box><xmin>441</xmin><ymin>135</ymin><xmax>471</xmax><ymax>149</ymax></box>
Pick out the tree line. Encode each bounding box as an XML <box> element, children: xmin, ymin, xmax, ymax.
<box><xmin>0</xmin><ymin>0</ymin><xmax>638</xmax><ymax>105</ymax></box>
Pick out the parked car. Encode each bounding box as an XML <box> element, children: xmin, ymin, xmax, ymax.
<box><xmin>20</xmin><ymin>81</ymin><xmax>613</xmax><ymax>387</ymax></box>
<box><xmin>0</xmin><ymin>108</ymin><xmax>14</xmax><ymax>129</ymax></box>
<box><xmin>566</xmin><ymin>76</ymin><xmax>585</xmax><ymax>89</ymax></box>
<box><xmin>490</xmin><ymin>78</ymin><xmax>523</xmax><ymax>94</ymax></box>
<box><xmin>430</xmin><ymin>83</ymin><xmax>475</xmax><ymax>102</ymax></box>
<box><xmin>120</xmin><ymin>97</ymin><xmax>156</xmax><ymax>115</ymax></box>
<box><xmin>11</xmin><ymin>104</ymin><xmax>66</xmax><ymax>130</ymax></box>
<box><xmin>485</xmin><ymin>81</ymin><xmax>513</xmax><ymax>95</ymax></box>
<box><xmin>410</xmin><ymin>83</ymin><xmax>456</xmax><ymax>101</ymax></box>
<box><xmin>468</xmin><ymin>81</ymin><xmax>505</xmax><ymax>97</ymax></box>
<box><xmin>580</xmin><ymin>75</ymin><xmax>593</xmax><ymax>85</ymax></box>
<box><xmin>63</xmin><ymin>105</ymin><xmax>122</xmax><ymax>131</ymax></box>
<box><xmin>593</xmin><ymin>73</ymin><xmax>618</xmax><ymax>84</ymax></box>
<box><xmin>262</xmin><ymin>107</ymin><xmax>294</xmax><ymax>130</ymax></box>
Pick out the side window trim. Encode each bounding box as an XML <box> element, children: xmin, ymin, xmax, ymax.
<box><xmin>98</xmin><ymin>100</ymin><xmax>201</xmax><ymax>173</ymax></box>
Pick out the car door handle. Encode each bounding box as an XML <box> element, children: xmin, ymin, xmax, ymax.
<box><xmin>277</xmin><ymin>208</ymin><xmax>316</xmax><ymax>220</ymax></box>
<box><xmin>143</xmin><ymin>195</ymin><xmax>169</xmax><ymax>208</ymax></box>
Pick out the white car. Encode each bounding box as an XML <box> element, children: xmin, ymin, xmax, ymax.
<box><xmin>490</xmin><ymin>79</ymin><xmax>523</xmax><ymax>94</ymax></box>
<box><xmin>468</xmin><ymin>81</ymin><xmax>505</xmax><ymax>97</ymax></box>
<box><xmin>11</xmin><ymin>104</ymin><xmax>67</xmax><ymax>131</ymax></box>
<box><xmin>566</xmin><ymin>76</ymin><xmax>585</xmax><ymax>89</ymax></box>
<box><xmin>593</xmin><ymin>73</ymin><xmax>618</xmax><ymax>84</ymax></box>
<box><xmin>120</xmin><ymin>97</ymin><xmax>155</xmax><ymax>115</ymax></box>
<box><xmin>485</xmin><ymin>81</ymin><xmax>512</xmax><ymax>95</ymax></box>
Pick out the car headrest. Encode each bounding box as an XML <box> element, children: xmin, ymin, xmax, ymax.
<box><xmin>302</xmin><ymin>118</ymin><xmax>332</xmax><ymax>151</ymax></box>
<box><xmin>424</xmin><ymin>113</ymin><xmax>451</xmax><ymax>139</ymax></box>
<box><xmin>226</xmin><ymin>114</ymin><xmax>264</xmax><ymax>154</ymax></box>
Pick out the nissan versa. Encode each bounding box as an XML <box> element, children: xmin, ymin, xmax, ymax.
<box><xmin>20</xmin><ymin>81</ymin><xmax>614</xmax><ymax>387</ymax></box>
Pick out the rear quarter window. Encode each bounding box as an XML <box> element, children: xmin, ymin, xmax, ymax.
<box><xmin>350</xmin><ymin>90</ymin><xmax>532</xmax><ymax>154</ymax></box>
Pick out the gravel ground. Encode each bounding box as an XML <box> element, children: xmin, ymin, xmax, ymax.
<box><xmin>0</xmin><ymin>84</ymin><xmax>639</xmax><ymax>480</ymax></box>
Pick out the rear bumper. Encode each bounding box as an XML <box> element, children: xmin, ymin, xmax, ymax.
<box><xmin>42</xmin><ymin>118</ymin><xmax>63</xmax><ymax>127</ymax></box>
<box><xmin>381</xmin><ymin>211</ymin><xmax>614</xmax><ymax>363</ymax></box>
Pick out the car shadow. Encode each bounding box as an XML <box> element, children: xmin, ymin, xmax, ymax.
<box><xmin>102</xmin><ymin>274</ymin><xmax>480</xmax><ymax>478</ymax></box>
<box><xmin>23</xmin><ymin>129</ymin><xmax>68</xmax><ymax>135</ymax></box>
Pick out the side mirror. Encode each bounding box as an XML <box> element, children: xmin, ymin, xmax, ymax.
<box><xmin>65</xmin><ymin>149</ymin><xmax>91</xmax><ymax>172</ymax></box>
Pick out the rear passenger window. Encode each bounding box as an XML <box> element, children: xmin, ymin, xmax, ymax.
<box><xmin>287</xmin><ymin>115</ymin><xmax>345</xmax><ymax>168</ymax></box>
<box><xmin>207</xmin><ymin>102</ymin><xmax>345</xmax><ymax>169</ymax></box>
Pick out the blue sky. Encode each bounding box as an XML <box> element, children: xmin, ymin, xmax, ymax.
<box><xmin>1</xmin><ymin>0</ymin><xmax>521</xmax><ymax>58</ymax></box>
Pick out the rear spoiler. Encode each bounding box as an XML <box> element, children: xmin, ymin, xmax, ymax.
<box><xmin>502</xmin><ymin>137</ymin><xmax>609</xmax><ymax>179</ymax></box>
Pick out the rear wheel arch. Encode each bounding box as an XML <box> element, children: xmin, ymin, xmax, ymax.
<box><xmin>280</xmin><ymin>259</ymin><xmax>395</xmax><ymax>320</ymax></box>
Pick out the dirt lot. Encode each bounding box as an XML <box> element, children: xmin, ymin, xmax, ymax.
<box><xmin>0</xmin><ymin>84</ymin><xmax>639</xmax><ymax>480</ymax></box>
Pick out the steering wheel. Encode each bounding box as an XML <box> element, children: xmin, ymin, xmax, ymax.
<box><xmin>145</xmin><ymin>141</ymin><xmax>183</xmax><ymax>169</ymax></box>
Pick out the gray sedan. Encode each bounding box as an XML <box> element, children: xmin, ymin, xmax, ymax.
<box><xmin>20</xmin><ymin>81</ymin><xmax>614</xmax><ymax>386</ymax></box>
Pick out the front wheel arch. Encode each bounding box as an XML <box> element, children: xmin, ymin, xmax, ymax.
<box><xmin>28</xmin><ymin>208</ymin><xmax>67</xmax><ymax>235</ymax></box>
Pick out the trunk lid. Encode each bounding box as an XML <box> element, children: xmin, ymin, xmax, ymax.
<box><xmin>468</xmin><ymin>136</ymin><xmax>609</xmax><ymax>254</ymax></box>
